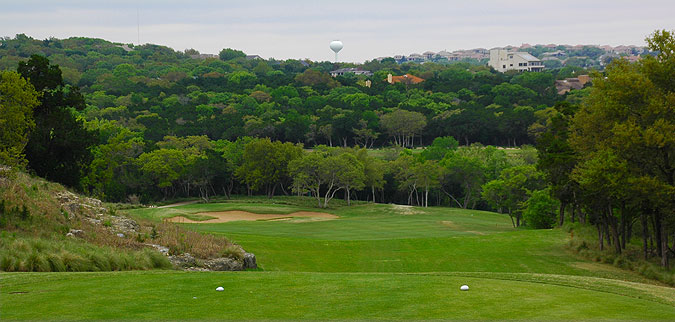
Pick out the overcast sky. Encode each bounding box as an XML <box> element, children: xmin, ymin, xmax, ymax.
<box><xmin>1</xmin><ymin>0</ymin><xmax>673</xmax><ymax>62</ymax></box>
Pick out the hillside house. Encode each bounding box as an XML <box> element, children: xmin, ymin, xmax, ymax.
<box><xmin>330</xmin><ymin>68</ymin><xmax>373</xmax><ymax>77</ymax></box>
<box><xmin>488</xmin><ymin>48</ymin><xmax>544</xmax><ymax>72</ymax></box>
<box><xmin>387</xmin><ymin>73</ymin><xmax>425</xmax><ymax>85</ymax></box>
<box><xmin>555</xmin><ymin>75</ymin><xmax>590</xmax><ymax>95</ymax></box>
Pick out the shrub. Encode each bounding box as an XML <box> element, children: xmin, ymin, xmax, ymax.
<box><xmin>522</xmin><ymin>189</ymin><xmax>558</xmax><ymax>229</ymax></box>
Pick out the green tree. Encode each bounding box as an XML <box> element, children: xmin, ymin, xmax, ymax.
<box><xmin>235</xmin><ymin>138</ymin><xmax>302</xmax><ymax>197</ymax></box>
<box><xmin>510</xmin><ymin>72</ymin><xmax>555</xmax><ymax>97</ymax></box>
<box><xmin>0</xmin><ymin>71</ymin><xmax>39</xmax><ymax>167</ymax></box>
<box><xmin>491</xmin><ymin>83</ymin><xmax>537</xmax><ymax>107</ymax></box>
<box><xmin>392</xmin><ymin>154</ymin><xmax>420</xmax><ymax>206</ymax></box>
<box><xmin>289</xmin><ymin>150</ymin><xmax>364</xmax><ymax>208</ymax></box>
<box><xmin>18</xmin><ymin>55</ymin><xmax>97</xmax><ymax>188</ymax></box>
<box><xmin>85</xmin><ymin>129</ymin><xmax>144</xmax><ymax>201</ymax></box>
<box><xmin>380</xmin><ymin>109</ymin><xmax>426</xmax><ymax>147</ymax></box>
<box><xmin>137</xmin><ymin>148</ymin><xmax>186</xmax><ymax>199</ymax></box>
<box><xmin>219</xmin><ymin>48</ymin><xmax>246</xmax><ymax>61</ymax></box>
<box><xmin>571</xmin><ymin>150</ymin><xmax>630</xmax><ymax>254</ymax></box>
<box><xmin>440</xmin><ymin>152</ymin><xmax>485</xmax><ymax>209</ymax></box>
<box><xmin>414</xmin><ymin>160</ymin><xmax>441</xmax><ymax>207</ymax></box>
<box><xmin>289</xmin><ymin>151</ymin><xmax>328</xmax><ymax>207</ymax></box>
<box><xmin>217</xmin><ymin>137</ymin><xmax>253</xmax><ymax>198</ymax></box>
<box><xmin>333</xmin><ymin>152</ymin><xmax>365</xmax><ymax>206</ymax></box>
<box><xmin>352</xmin><ymin>148</ymin><xmax>386</xmax><ymax>203</ymax></box>
<box><xmin>570</xmin><ymin>30</ymin><xmax>675</xmax><ymax>267</ymax></box>
<box><xmin>294</xmin><ymin>69</ymin><xmax>339</xmax><ymax>89</ymax></box>
<box><xmin>523</xmin><ymin>188</ymin><xmax>559</xmax><ymax>229</ymax></box>
<box><xmin>482</xmin><ymin>165</ymin><xmax>543</xmax><ymax>227</ymax></box>
<box><xmin>420</xmin><ymin>136</ymin><xmax>458</xmax><ymax>161</ymax></box>
<box><xmin>536</xmin><ymin>102</ymin><xmax>579</xmax><ymax>226</ymax></box>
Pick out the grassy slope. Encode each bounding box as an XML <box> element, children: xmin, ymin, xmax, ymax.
<box><xmin>3</xmin><ymin>200</ymin><xmax>675</xmax><ymax>320</ymax></box>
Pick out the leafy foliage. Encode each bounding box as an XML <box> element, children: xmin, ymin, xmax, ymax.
<box><xmin>0</xmin><ymin>71</ymin><xmax>39</xmax><ymax>166</ymax></box>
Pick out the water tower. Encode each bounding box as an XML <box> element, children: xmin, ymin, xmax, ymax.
<box><xmin>330</xmin><ymin>40</ymin><xmax>343</xmax><ymax>62</ymax></box>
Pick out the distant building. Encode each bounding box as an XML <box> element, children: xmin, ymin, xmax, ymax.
<box><xmin>542</xmin><ymin>50</ymin><xmax>565</xmax><ymax>58</ymax></box>
<box><xmin>393</xmin><ymin>55</ymin><xmax>407</xmax><ymax>63</ymax></box>
<box><xmin>387</xmin><ymin>73</ymin><xmax>425</xmax><ymax>85</ymax></box>
<box><xmin>115</xmin><ymin>44</ymin><xmax>134</xmax><ymax>52</ymax></box>
<box><xmin>422</xmin><ymin>51</ymin><xmax>436</xmax><ymax>60</ymax></box>
<box><xmin>555</xmin><ymin>75</ymin><xmax>590</xmax><ymax>95</ymax></box>
<box><xmin>437</xmin><ymin>50</ymin><xmax>460</xmax><ymax>61</ymax></box>
<box><xmin>407</xmin><ymin>53</ymin><xmax>425</xmax><ymax>62</ymax></box>
<box><xmin>625</xmin><ymin>55</ymin><xmax>642</xmax><ymax>63</ymax></box>
<box><xmin>190</xmin><ymin>53</ymin><xmax>218</xmax><ymax>59</ymax></box>
<box><xmin>488</xmin><ymin>49</ymin><xmax>544</xmax><ymax>72</ymax></box>
<box><xmin>330</xmin><ymin>68</ymin><xmax>373</xmax><ymax>77</ymax></box>
<box><xmin>245</xmin><ymin>55</ymin><xmax>263</xmax><ymax>60</ymax></box>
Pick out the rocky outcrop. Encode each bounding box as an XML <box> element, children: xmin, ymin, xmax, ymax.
<box><xmin>54</xmin><ymin>191</ymin><xmax>256</xmax><ymax>272</ymax></box>
<box><xmin>243</xmin><ymin>252</ymin><xmax>257</xmax><ymax>269</ymax></box>
<box><xmin>204</xmin><ymin>257</ymin><xmax>243</xmax><ymax>271</ymax></box>
<box><xmin>169</xmin><ymin>253</ymin><xmax>198</xmax><ymax>268</ymax></box>
<box><xmin>202</xmin><ymin>252</ymin><xmax>257</xmax><ymax>271</ymax></box>
<box><xmin>55</xmin><ymin>191</ymin><xmax>106</xmax><ymax>217</ymax></box>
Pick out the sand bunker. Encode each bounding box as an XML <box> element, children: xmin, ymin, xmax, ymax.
<box><xmin>167</xmin><ymin>210</ymin><xmax>337</xmax><ymax>223</ymax></box>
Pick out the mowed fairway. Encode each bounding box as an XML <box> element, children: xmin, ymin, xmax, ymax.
<box><xmin>3</xmin><ymin>201</ymin><xmax>675</xmax><ymax>320</ymax></box>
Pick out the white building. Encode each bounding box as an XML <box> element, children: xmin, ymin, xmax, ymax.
<box><xmin>407</xmin><ymin>53</ymin><xmax>425</xmax><ymax>62</ymax></box>
<box><xmin>488</xmin><ymin>49</ymin><xmax>544</xmax><ymax>72</ymax></box>
<box><xmin>330</xmin><ymin>68</ymin><xmax>373</xmax><ymax>77</ymax></box>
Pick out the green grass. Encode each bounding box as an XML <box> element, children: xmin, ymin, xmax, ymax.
<box><xmin>5</xmin><ymin>200</ymin><xmax>675</xmax><ymax>320</ymax></box>
<box><xmin>128</xmin><ymin>199</ymin><xmax>331</xmax><ymax>222</ymax></box>
<box><xmin>3</xmin><ymin>271</ymin><xmax>675</xmax><ymax>320</ymax></box>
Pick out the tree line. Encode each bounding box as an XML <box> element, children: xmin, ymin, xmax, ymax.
<box><xmin>535</xmin><ymin>30</ymin><xmax>674</xmax><ymax>268</ymax></box>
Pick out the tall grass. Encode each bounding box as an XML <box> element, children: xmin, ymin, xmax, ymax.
<box><xmin>148</xmin><ymin>221</ymin><xmax>242</xmax><ymax>259</ymax></box>
<box><xmin>0</xmin><ymin>234</ymin><xmax>171</xmax><ymax>272</ymax></box>
<box><xmin>566</xmin><ymin>223</ymin><xmax>675</xmax><ymax>286</ymax></box>
<box><xmin>0</xmin><ymin>170</ymin><xmax>66</xmax><ymax>231</ymax></box>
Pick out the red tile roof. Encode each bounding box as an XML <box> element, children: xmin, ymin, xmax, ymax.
<box><xmin>389</xmin><ymin>74</ymin><xmax>425</xmax><ymax>84</ymax></box>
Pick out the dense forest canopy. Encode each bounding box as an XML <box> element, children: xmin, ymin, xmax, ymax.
<box><xmin>0</xmin><ymin>34</ymin><xmax>589</xmax><ymax>148</ymax></box>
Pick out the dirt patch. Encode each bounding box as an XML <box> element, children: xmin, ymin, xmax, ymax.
<box><xmin>440</xmin><ymin>220</ymin><xmax>459</xmax><ymax>229</ymax></box>
<box><xmin>391</xmin><ymin>204</ymin><xmax>423</xmax><ymax>215</ymax></box>
<box><xmin>167</xmin><ymin>210</ymin><xmax>337</xmax><ymax>223</ymax></box>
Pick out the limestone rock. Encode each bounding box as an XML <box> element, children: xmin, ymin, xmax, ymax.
<box><xmin>169</xmin><ymin>253</ymin><xmax>197</xmax><ymax>268</ymax></box>
<box><xmin>243</xmin><ymin>252</ymin><xmax>257</xmax><ymax>269</ymax></box>
<box><xmin>145</xmin><ymin>243</ymin><xmax>169</xmax><ymax>255</ymax></box>
<box><xmin>67</xmin><ymin>229</ymin><xmax>85</xmax><ymax>238</ymax></box>
<box><xmin>111</xmin><ymin>216</ymin><xmax>139</xmax><ymax>234</ymax></box>
<box><xmin>203</xmin><ymin>257</ymin><xmax>244</xmax><ymax>271</ymax></box>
